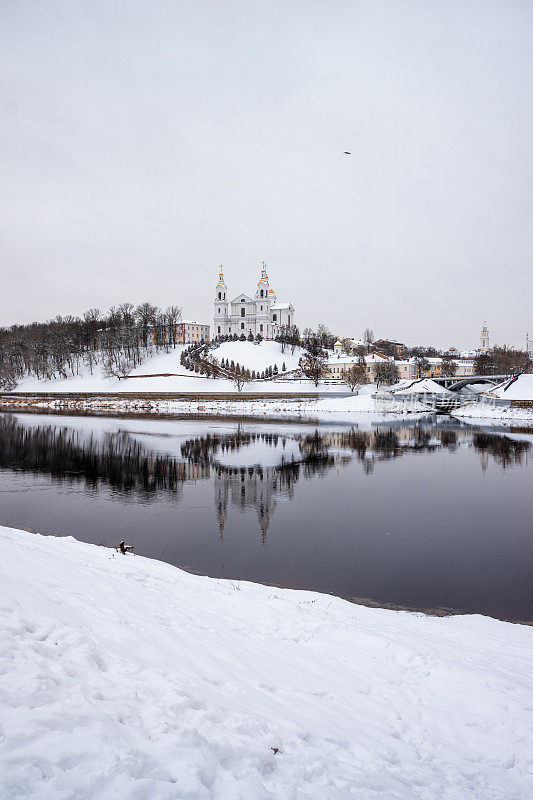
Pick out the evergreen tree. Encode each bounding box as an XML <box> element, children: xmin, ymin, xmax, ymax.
<box><xmin>273</xmin><ymin>364</ymin><xmax>278</xmax><ymax>375</ymax></box>
<box><xmin>282</xmin><ymin>362</ymin><xmax>286</xmax><ymax>372</ymax></box>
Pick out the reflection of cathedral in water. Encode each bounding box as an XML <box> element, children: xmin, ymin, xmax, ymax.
<box><xmin>2</xmin><ymin>414</ymin><xmax>526</xmax><ymax>545</ymax></box>
<box><xmin>214</xmin><ymin>465</ymin><xmax>298</xmax><ymax>543</ymax></box>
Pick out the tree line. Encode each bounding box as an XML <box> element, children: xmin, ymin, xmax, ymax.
<box><xmin>0</xmin><ymin>302</ymin><xmax>182</xmax><ymax>390</ymax></box>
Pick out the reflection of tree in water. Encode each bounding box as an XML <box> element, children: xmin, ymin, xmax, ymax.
<box><xmin>2</xmin><ymin>414</ymin><xmax>529</xmax><ymax>541</ymax></box>
<box><xmin>0</xmin><ymin>415</ymin><xmax>207</xmax><ymax>498</ymax></box>
<box><xmin>439</xmin><ymin>429</ymin><xmax>458</xmax><ymax>448</ymax></box>
<box><xmin>180</xmin><ymin>430</ymin><xmax>287</xmax><ymax>467</ymax></box>
<box><xmin>472</xmin><ymin>432</ymin><xmax>530</xmax><ymax>470</ymax></box>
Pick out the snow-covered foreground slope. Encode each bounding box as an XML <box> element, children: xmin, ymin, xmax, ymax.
<box><xmin>1</xmin><ymin>527</ymin><xmax>531</xmax><ymax>800</ymax></box>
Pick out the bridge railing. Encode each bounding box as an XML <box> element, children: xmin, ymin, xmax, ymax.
<box><xmin>373</xmin><ymin>391</ymin><xmax>511</xmax><ymax>414</ymax></box>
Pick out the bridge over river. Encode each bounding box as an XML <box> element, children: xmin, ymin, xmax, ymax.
<box><xmin>429</xmin><ymin>374</ymin><xmax>509</xmax><ymax>390</ymax></box>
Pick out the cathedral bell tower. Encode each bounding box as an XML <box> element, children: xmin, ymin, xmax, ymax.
<box><xmin>214</xmin><ymin>265</ymin><xmax>228</xmax><ymax>338</ymax></box>
<box><xmin>254</xmin><ymin>261</ymin><xmax>275</xmax><ymax>338</ymax></box>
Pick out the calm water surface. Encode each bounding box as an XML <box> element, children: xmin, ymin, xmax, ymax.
<box><xmin>1</xmin><ymin>411</ymin><xmax>532</xmax><ymax>621</ymax></box>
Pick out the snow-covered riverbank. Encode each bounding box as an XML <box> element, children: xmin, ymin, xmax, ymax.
<box><xmin>1</xmin><ymin>526</ymin><xmax>531</xmax><ymax>799</ymax></box>
<box><xmin>453</xmin><ymin>404</ymin><xmax>533</xmax><ymax>424</ymax></box>
<box><xmin>0</xmin><ymin>384</ymin><xmax>432</xmax><ymax>423</ymax></box>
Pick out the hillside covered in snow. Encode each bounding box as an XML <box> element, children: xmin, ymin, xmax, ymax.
<box><xmin>1</xmin><ymin>526</ymin><xmax>531</xmax><ymax>800</ymax></box>
<box><xmin>13</xmin><ymin>340</ymin><xmax>306</xmax><ymax>394</ymax></box>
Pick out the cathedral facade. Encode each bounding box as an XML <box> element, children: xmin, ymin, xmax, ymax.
<box><xmin>213</xmin><ymin>262</ymin><xmax>295</xmax><ymax>340</ymax></box>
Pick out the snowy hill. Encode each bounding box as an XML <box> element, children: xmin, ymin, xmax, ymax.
<box><xmin>208</xmin><ymin>340</ymin><xmax>303</xmax><ymax>372</ymax></box>
<box><xmin>1</xmin><ymin>525</ymin><xmax>531</xmax><ymax>800</ymax></box>
<box><xmin>13</xmin><ymin>341</ymin><xmax>306</xmax><ymax>394</ymax></box>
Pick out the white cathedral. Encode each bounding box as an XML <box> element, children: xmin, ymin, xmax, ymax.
<box><xmin>213</xmin><ymin>262</ymin><xmax>295</xmax><ymax>340</ymax></box>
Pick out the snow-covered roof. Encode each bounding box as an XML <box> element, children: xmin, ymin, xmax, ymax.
<box><xmin>391</xmin><ymin>378</ymin><xmax>453</xmax><ymax>395</ymax></box>
<box><xmin>180</xmin><ymin>320</ymin><xmax>210</xmax><ymax>326</ymax></box>
<box><xmin>395</xmin><ymin>357</ymin><xmax>474</xmax><ymax>366</ymax></box>
<box><xmin>490</xmin><ymin>374</ymin><xmax>533</xmax><ymax>400</ymax></box>
<box><xmin>270</xmin><ymin>303</ymin><xmax>292</xmax><ymax>310</ymax></box>
<box><xmin>327</xmin><ymin>352</ymin><xmax>390</xmax><ymax>365</ymax></box>
<box><xmin>327</xmin><ymin>355</ymin><xmax>357</xmax><ymax>365</ymax></box>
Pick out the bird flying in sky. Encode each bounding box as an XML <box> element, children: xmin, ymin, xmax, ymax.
<box><xmin>343</xmin><ymin>151</ymin><xmax>351</xmax><ymax>155</ymax></box>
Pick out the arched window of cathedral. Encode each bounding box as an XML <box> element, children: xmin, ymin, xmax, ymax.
<box><xmin>260</xmin><ymin>305</ymin><xmax>263</xmax><ymax>311</ymax></box>
<box><xmin>288</xmin><ymin>315</ymin><xmax>290</xmax><ymax>326</ymax></box>
<box><xmin>273</xmin><ymin>314</ymin><xmax>277</xmax><ymax>322</ymax></box>
<box><xmin>218</xmin><ymin>326</ymin><xmax>221</xmax><ymax>334</ymax></box>
<box><xmin>241</xmin><ymin>308</ymin><xmax>245</xmax><ymax>317</ymax></box>
<box><xmin>218</xmin><ymin>292</ymin><xmax>221</xmax><ymax>300</ymax></box>
<box><xmin>260</xmin><ymin>324</ymin><xmax>263</xmax><ymax>332</ymax></box>
<box><xmin>260</xmin><ymin>290</ymin><xmax>264</xmax><ymax>297</ymax></box>
<box><xmin>241</xmin><ymin>322</ymin><xmax>244</xmax><ymax>329</ymax></box>
<box><xmin>218</xmin><ymin>308</ymin><xmax>220</xmax><ymax>314</ymax></box>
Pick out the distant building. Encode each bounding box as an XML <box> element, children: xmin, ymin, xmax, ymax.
<box><xmin>480</xmin><ymin>323</ymin><xmax>490</xmax><ymax>353</ymax></box>
<box><xmin>374</xmin><ymin>339</ymin><xmax>405</xmax><ymax>358</ymax></box>
<box><xmin>177</xmin><ymin>321</ymin><xmax>210</xmax><ymax>343</ymax></box>
<box><xmin>325</xmin><ymin>349</ymin><xmax>391</xmax><ymax>382</ymax></box>
<box><xmin>214</xmin><ymin>263</ymin><xmax>295</xmax><ymax>340</ymax></box>
<box><xmin>395</xmin><ymin>357</ymin><xmax>475</xmax><ymax>380</ymax></box>
<box><xmin>147</xmin><ymin>320</ymin><xmax>210</xmax><ymax>346</ymax></box>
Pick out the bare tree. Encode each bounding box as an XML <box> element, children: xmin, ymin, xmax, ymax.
<box><xmin>440</xmin><ymin>356</ymin><xmax>458</xmax><ymax>377</ymax></box>
<box><xmin>474</xmin><ymin>351</ymin><xmax>495</xmax><ymax>375</ymax></box>
<box><xmin>413</xmin><ymin>356</ymin><xmax>430</xmax><ymax>378</ymax></box>
<box><xmin>491</xmin><ymin>346</ymin><xmax>529</xmax><ymax>375</ymax></box>
<box><xmin>341</xmin><ymin>337</ymin><xmax>353</xmax><ymax>354</ymax></box>
<box><xmin>363</xmin><ymin>328</ymin><xmax>374</xmax><ymax>353</ymax></box>
<box><xmin>301</xmin><ymin>353</ymin><xmax>328</xmax><ymax>387</ymax></box>
<box><xmin>342</xmin><ymin>359</ymin><xmax>368</xmax><ymax>391</ymax></box>
<box><xmin>374</xmin><ymin>361</ymin><xmax>399</xmax><ymax>388</ymax></box>
<box><xmin>165</xmin><ymin>305</ymin><xmax>182</xmax><ymax>347</ymax></box>
<box><xmin>134</xmin><ymin>302</ymin><xmax>159</xmax><ymax>347</ymax></box>
<box><xmin>316</xmin><ymin>324</ymin><xmax>335</xmax><ymax>350</ymax></box>
<box><xmin>229</xmin><ymin>363</ymin><xmax>250</xmax><ymax>392</ymax></box>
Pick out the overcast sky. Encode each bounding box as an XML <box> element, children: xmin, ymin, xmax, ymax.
<box><xmin>1</xmin><ymin>1</ymin><xmax>532</xmax><ymax>349</ymax></box>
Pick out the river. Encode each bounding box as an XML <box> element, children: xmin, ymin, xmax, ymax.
<box><xmin>1</xmin><ymin>411</ymin><xmax>531</xmax><ymax>621</ymax></box>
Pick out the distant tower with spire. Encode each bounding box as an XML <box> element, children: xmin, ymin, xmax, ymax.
<box><xmin>480</xmin><ymin>322</ymin><xmax>490</xmax><ymax>353</ymax></box>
